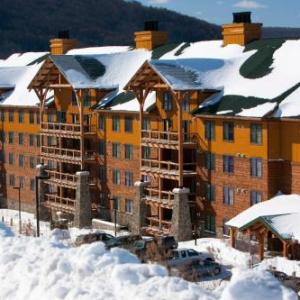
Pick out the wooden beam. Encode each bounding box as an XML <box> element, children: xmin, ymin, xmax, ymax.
<box><xmin>49</xmin><ymin>84</ymin><xmax>72</xmax><ymax>88</ymax></box>
<box><xmin>75</xmin><ymin>90</ymin><xmax>85</xmax><ymax>171</ymax></box>
<box><xmin>230</xmin><ymin>227</ymin><xmax>236</xmax><ymax>248</ymax></box>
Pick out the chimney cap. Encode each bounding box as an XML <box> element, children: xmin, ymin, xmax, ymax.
<box><xmin>58</xmin><ymin>30</ymin><xmax>70</xmax><ymax>39</ymax></box>
<box><xmin>144</xmin><ymin>20</ymin><xmax>159</xmax><ymax>31</ymax></box>
<box><xmin>233</xmin><ymin>11</ymin><xmax>252</xmax><ymax>23</ymax></box>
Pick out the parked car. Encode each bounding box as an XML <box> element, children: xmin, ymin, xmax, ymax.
<box><xmin>74</xmin><ymin>232</ymin><xmax>120</xmax><ymax>249</ymax></box>
<box><xmin>116</xmin><ymin>234</ymin><xmax>142</xmax><ymax>250</ymax></box>
<box><xmin>170</xmin><ymin>260</ymin><xmax>221</xmax><ymax>281</ymax></box>
<box><xmin>132</xmin><ymin>238</ymin><xmax>158</xmax><ymax>262</ymax></box>
<box><xmin>167</xmin><ymin>248</ymin><xmax>214</xmax><ymax>267</ymax></box>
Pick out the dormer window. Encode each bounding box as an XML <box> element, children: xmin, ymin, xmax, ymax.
<box><xmin>163</xmin><ymin>92</ymin><xmax>172</xmax><ymax>112</ymax></box>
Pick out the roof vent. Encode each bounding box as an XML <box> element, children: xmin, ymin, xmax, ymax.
<box><xmin>233</xmin><ymin>12</ymin><xmax>252</xmax><ymax>23</ymax></box>
<box><xmin>144</xmin><ymin>21</ymin><xmax>159</xmax><ymax>31</ymax></box>
<box><xmin>58</xmin><ymin>30</ymin><xmax>70</xmax><ymax>39</ymax></box>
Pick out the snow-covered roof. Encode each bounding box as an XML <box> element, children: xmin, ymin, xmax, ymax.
<box><xmin>0</xmin><ymin>52</ymin><xmax>48</xmax><ymax>107</ymax></box>
<box><xmin>49</xmin><ymin>49</ymin><xmax>150</xmax><ymax>90</ymax></box>
<box><xmin>226</xmin><ymin>194</ymin><xmax>300</xmax><ymax>241</ymax></box>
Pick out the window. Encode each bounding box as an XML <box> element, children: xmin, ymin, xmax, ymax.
<box><xmin>19</xmin><ymin>177</ymin><xmax>24</xmax><ymax>189</ymax></box>
<box><xmin>112</xmin><ymin>169</ymin><xmax>121</xmax><ymax>185</ymax></box>
<box><xmin>48</xmin><ymin>160</ymin><xmax>54</xmax><ymax>170</ymax></box>
<box><xmin>112</xmin><ymin>116</ymin><xmax>120</xmax><ymax>132</ymax></box>
<box><xmin>223</xmin><ymin>155</ymin><xmax>234</xmax><ymax>174</ymax></box>
<box><xmin>125</xmin><ymin>144</ymin><xmax>133</xmax><ymax>160</ymax></box>
<box><xmin>142</xmin><ymin>146</ymin><xmax>150</xmax><ymax>159</ymax></box>
<box><xmin>83</xmin><ymin>93</ymin><xmax>91</xmax><ymax>107</ymax></box>
<box><xmin>0</xmin><ymin>111</ymin><xmax>5</xmax><ymax>122</ymax></box>
<box><xmin>112</xmin><ymin>143</ymin><xmax>121</xmax><ymax>159</ymax></box>
<box><xmin>125</xmin><ymin>171</ymin><xmax>133</xmax><ymax>187</ymax></box>
<box><xmin>125</xmin><ymin>117</ymin><xmax>133</xmax><ymax>133</ymax></box>
<box><xmin>187</xmin><ymin>249</ymin><xmax>199</xmax><ymax>257</ymax></box>
<box><xmin>19</xmin><ymin>154</ymin><xmax>24</xmax><ymax>167</ymax></box>
<box><xmin>99</xmin><ymin>166</ymin><xmax>106</xmax><ymax>181</ymax></box>
<box><xmin>223</xmin><ymin>186</ymin><xmax>234</xmax><ymax>205</ymax></box>
<box><xmin>205</xmin><ymin>121</ymin><xmax>215</xmax><ymax>141</ymax></box>
<box><xmin>182</xmin><ymin>98</ymin><xmax>189</xmax><ymax>112</ymax></box>
<box><xmin>99</xmin><ymin>192</ymin><xmax>107</xmax><ymax>207</ymax></box>
<box><xmin>47</xmin><ymin>136</ymin><xmax>55</xmax><ymax>146</ymax></box>
<box><xmin>8</xmin><ymin>132</ymin><xmax>14</xmax><ymax>144</ymax></box>
<box><xmin>18</xmin><ymin>112</ymin><xmax>24</xmax><ymax>123</ymax></box>
<box><xmin>250</xmin><ymin>158</ymin><xmax>262</xmax><ymax>177</ymax></box>
<box><xmin>29</xmin><ymin>112</ymin><xmax>35</xmax><ymax>124</ymax></box>
<box><xmin>36</xmin><ymin>135</ymin><xmax>40</xmax><ymax>147</ymax></box>
<box><xmin>250</xmin><ymin>191</ymin><xmax>262</xmax><ymax>206</ymax></box>
<box><xmin>36</xmin><ymin>113</ymin><xmax>40</xmax><ymax>124</ymax></box>
<box><xmin>29</xmin><ymin>134</ymin><xmax>34</xmax><ymax>146</ymax></box>
<box><xmin>8</xmin><ymin>111</ymin><xmax>14</xmax><ymax>122</ymax></box>
<box><xmin>18</xmin><ymin>133</ymin><xmax>24</xmax><ymax>145</ymax></box>
<box><xmin>57</xmin><ymin>111</ymin><xmax>66</xmax><ymax>123</ymax></box>
<box><xmin>71</xmin><ymin>91</ymin><xmax>77</xmax><ymax>106</ymax></box>
<box><xmin>98</xmin><ymin>140</ymin><xmax>106</xmax><ymax>156</ymax></box>
<box><xmin>9</xmin><ymin>175</ymin><xmax>15</xmax><ymax>187</ymax></box>
<box><xmin>30</xmin><ymin>179</ymin><xmax>35</xmax><ymax>191</ymax></box>
<box><xmin>125</xmin><ymin>199</ymin><xmax>133</xmax><ymax>213</ymax></box>
<box><xmin>142</xmin><ymin>118</ymin><xmax>150</xmax><ymax>131</ymax></box>
<box><xmin>98</xmin><ymin>115</ymin><xmax>105</xmax><ymax>130</ymax></box>
<box><xmin>205</xmin><ymin>152</ymin><xmax>215</xmax><ymax>171</ymax></box>
<box><xmin>112</xmin><ymin>196</ymin><xmax>120</xmax><ymax>210</ymax></box>
<box><xmin>8</xmin><ymin>153</ymin><xmax>14</xmax><ymax>165</ymax></box>
<box><xmin>206</xmin><ymin>183</ymin><xmax>215</xmax><ymax>202</ymax></box>
<box><xmin>204</xmin><ymin>215</ymin><xmax>216</xmax><ymax>232</ymax></box>
<box><xmin>250</xmin><ymin>124</ymin><xmax>262</xmax><ymax>144</ymax></box>
<box><xmin>163</xmin><ymin>92</ymin><xmax>172</xmax><ymax>111</ymax></box>
<box><xmin>47</xmin><ymin>113</ymin><xmax>55</xmax><ymax>123</ymax></box>
<box><xmin>29</xmin><ymin>156</ymin><xmax>35</xmax><ymax>169</ymax></box>
<box><xmin>223</xmin><ymin>122</ymin><xmax>234</xmax><ymax>141</ymax></box>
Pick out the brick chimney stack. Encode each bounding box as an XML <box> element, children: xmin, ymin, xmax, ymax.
<box><xmin>50</xmin><ymin>30</ymin><xmax>78</xmax><ymax>55</ymax></box>
<box><xmin>222</xmin><ymin>12</ymin><xmax>262</xmax><ymax>46</ymax></box>
<box><xmin>135</xmin><ymin>21</ymin><xmax>168</xmax><ymax>50</ymax></box>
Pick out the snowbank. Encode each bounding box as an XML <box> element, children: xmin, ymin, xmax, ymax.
<box><xmin>0</xmin><ymin>222</ymin><xmax>296</xmax><ymax>300</ymax></box>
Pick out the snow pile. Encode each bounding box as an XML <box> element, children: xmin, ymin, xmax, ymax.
<box><xmin>258</xmin><ymin>256</ymin><xmax>300</xmax><ymax>277</ymax></box>
<box><xmin>67</xmin><ymin>46</ymin><xmax>130</xmax><ymax>55</ymax></box>
<box><xmin>0</xmin><ymin>222</ymin><xmax>297</xmax><ymax>300</ymax></box>
<box><xmin>273</xmin><ymin>87</ymin><xmax>300</xmax><ymax>117</ymax></box>
<box><xmin>221</xmin><ymin>268</ymin><xmax>297</xmax><ymax>300</ymax></box>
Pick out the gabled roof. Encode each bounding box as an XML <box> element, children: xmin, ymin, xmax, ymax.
<box><xmin>227</xmin><ymin>194</ymin><xmax>300</xmax><ymax>241</ymax></box>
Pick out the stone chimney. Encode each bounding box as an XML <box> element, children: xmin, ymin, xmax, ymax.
<box><xmin>222</xmin><ymin>12</ymin><xmax>262</xmax><ymax>46</ymax></box>
<box><xmin>50</xmin><ymin>30</ymin><xmax>78</xmax><ymax>55</ymax></box>
<box><xmin>135</xmin><ymin>21</ymin><xmax>168</xmax><ymax>50</ymax></box>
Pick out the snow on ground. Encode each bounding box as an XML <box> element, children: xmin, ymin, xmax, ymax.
<box><xmin>180</xmin><ymin>238</ymin><xmax>251</xmax><ymax>269</ymax></box>
<box><xmin>0</xmin><ymin>222</ymin><xmax>297</xmax><ymax>300</ymax></box>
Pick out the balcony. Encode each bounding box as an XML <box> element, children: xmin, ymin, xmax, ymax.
<box><xmin>143</xmin><ymin>188</ymin><xmax>175</xmax><ymax>208</ymax></box>
<box><xmin>44</xmin><ymin>194</ymin><xmax>75</xmax><ymax>213</ymax></box>
<box><xmin>41</xmin><ymin>122</ymin><xmax>96</xmax><ymax>138</ymax></box>
<box><xmin>143</xmin><ymin>217</ymin><xmax>172</xmax><ymax>236</ymax></box>
<box><xmin>45</xmin><ymin>170</ymin><xmax>77</xmax><ymax>188</ymax></box>
<box><xmin>141</xmin><ymin>130</ymin><xmax>197</xmax><ymax>149</ymax></box>
<box><xmin>141</xmin><ymin>159</ymin><xmax>197</xmax><ymax>179</ymax></box>
<box><xmin>41</xmin><ymin>146</ymin><xmax>96</xmax><ymax>164</ymax></box>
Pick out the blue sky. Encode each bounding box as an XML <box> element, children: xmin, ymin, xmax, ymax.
<box><xmin>133</xmin><ymin>0</ymin><xmax>300</xmax><ymax>27</ymax></box>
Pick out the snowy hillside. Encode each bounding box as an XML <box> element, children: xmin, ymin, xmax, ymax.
<box><xmin>0</xmin><ymin>223</ymin><xmax>297</xmax><ymax>300</ymax></box>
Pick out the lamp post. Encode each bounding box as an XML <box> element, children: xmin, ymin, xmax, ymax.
<box><xmin>13</xmin><ymin>185</ymin><xmax>21</xmax><ymax>234</ymax></box>
<box><xmin>35</xmin><ymin>164</ymin><xmax>50</xmax><ymax>237</ymax></box>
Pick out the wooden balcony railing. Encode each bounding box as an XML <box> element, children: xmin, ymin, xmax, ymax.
<box><xmin>141</xmin><ymin>159</ymin><xmax>197</xmax><ymax>176</ymax></box>
<box><xmin>41</xmin><ymin>146</ymin><xmax>81</xmax><ymax>161</ymax></box>
<box><xmin>142</xmin><ymin>130</ymin><xmax>197</xmax><ymax>145</ymax></box>
<box><xmin>44</xmin><ymin>194</ymin><xmax>76</xmax><ymax>212</ymax></box>
<box><xmin>46</xmin><ymin>170</ymin><xmax>77</xmax><ymax>187</ymax></box>
<box><xmin>41</xmin><ymin>122</ymin><xmax>96</xmax><ymax>136</ymax></box>
<box><xmin>144</xmin><ymin>188</ymin><xmax>175</xmax><ymax>204</ymax></box>
<box><xmin>41</xmin><ymin>146</ymin><xmax>96</xmax><ymax>163</ymax></box>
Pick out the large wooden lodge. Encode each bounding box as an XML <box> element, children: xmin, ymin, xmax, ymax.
<box><xmin>1</xmin><ymin>12</ymin><xmax>300</xmax><ymax>241</ymax></box>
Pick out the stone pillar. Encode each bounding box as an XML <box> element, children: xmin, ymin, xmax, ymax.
<box><xmin>36</xmin><ymin>164</ymin><xmax>50</xmax><ymax>220</ymax></box>
<box><xmin>74</xmin><ymin>171</ymin><xmax>92</xmax><ymax>228</ymax></box>
<box><xmin>131</xmin><ymin>181</ymin><xmax>149</xmax><ymax>235</ymax></box>
<box><xmin>171</xmin><ymin>187</ymin><xmax>193</xmax><ymax>241</ymax></box>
